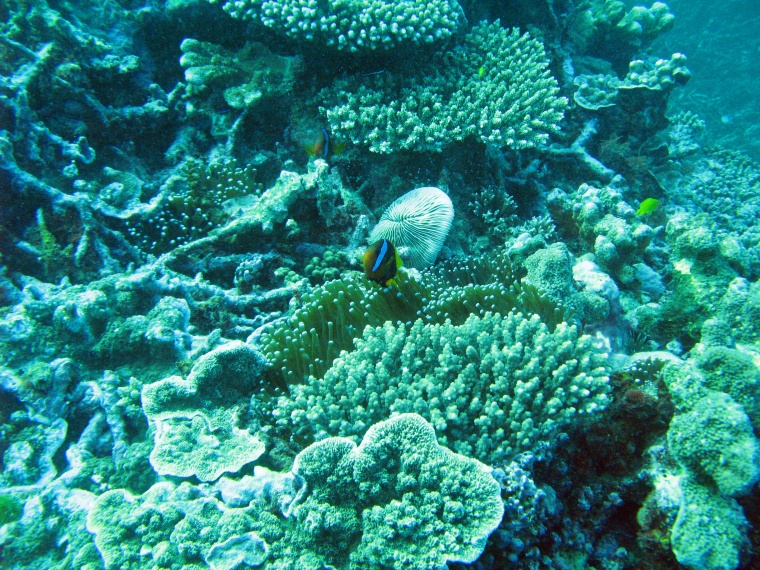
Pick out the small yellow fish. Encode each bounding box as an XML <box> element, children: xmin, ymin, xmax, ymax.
<box><xmin>636</xmin><ymin>197</ymin><xmax>660</xmax><ymax>216</ymax></box>
<box><xmin>478</xmin><ymin>66</ymin><xmax>485</xmax><ymax>78</ymax></box>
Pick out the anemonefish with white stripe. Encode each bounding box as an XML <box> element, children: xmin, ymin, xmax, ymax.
<box><xmin>363</xmin><ymin>239</ymin><xmax>402</xmax><ymax>286</ymax></box>
<box><xmin>303</xmin><ymin>128</ymin><xmax>345</xmax><ymax>160</ymax></box>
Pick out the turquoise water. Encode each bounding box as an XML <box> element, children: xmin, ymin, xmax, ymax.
<box><xmin>655</xmin><ymin>0</ymin><xmax>760</xmax><ymax>161</ymax></box>
<box><xmin>1</xmin><ymin>0</ymin><xmax>759</xmax><ymax>568</ymax></box>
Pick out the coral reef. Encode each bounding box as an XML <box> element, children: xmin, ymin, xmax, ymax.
<box><xmin>2</xmin><ymin>0</ymin><xmax>759</xmax><ymax>567</ymax></box>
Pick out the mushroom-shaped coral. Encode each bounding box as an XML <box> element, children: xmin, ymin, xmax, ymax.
<box><xmin>369</xmin><ymin>187</ymin><xmax>454</xmax><ymax>269</ymax></box>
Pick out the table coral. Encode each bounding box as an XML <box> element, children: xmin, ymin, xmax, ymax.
<box><xmin>211</xmin><ymin>0</ymin><xmax>465</xmax><ymax>52</ymax></box>
<box><xmin>319</xmin><ymin>21</ymin><xmax>567</xmax><ymax>153</ymax></box>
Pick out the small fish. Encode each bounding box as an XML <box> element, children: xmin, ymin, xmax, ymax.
<box><xmin>305</xmin><ymin>128</ymin><xmax>330</xmax><ymax>159</ymax></box>
<box><xmin>635</xmin><ymin>197</ymin><xmax>660</xmax><ymax>216</ymax></box>
<box><xmin>478</xmin><ymin>66</ymin><xmax>485</xmax><ymax>78</ymax></box>
<box><xmin>363</xmin><ymin>239</ymin><xmax>402</xmax><ymax>286</ymax></box>
<box><xmin>304</xmin><ymin>128</ymin><xmax>345</xmax><ymax>159</ymax></box>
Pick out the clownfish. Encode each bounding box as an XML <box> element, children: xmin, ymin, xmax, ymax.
<box><xmin>304</xmin><ymin>128</ymin><xmax>345</xmax><ymax>159</ymax></box>
<box><xmin>309</xmin><ymin>128</ymin><xmax>331</xmax><ymax>159</ymax></box>
<box><xmin>363</xmin><ymin>239</ymin><xmax>402</xmax><ymax>286</ymax></box>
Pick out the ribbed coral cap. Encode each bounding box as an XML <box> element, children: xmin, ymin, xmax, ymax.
<box><xmin>370</xmin><ymin>186</ymin><xmax>454</xmax><ymax>269</ymax></box>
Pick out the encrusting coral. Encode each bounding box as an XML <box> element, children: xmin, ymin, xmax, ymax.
<box><xmin>141</xmin><ymin>342</ymin><xmax>268</xmax><ymax>481</ymax></box>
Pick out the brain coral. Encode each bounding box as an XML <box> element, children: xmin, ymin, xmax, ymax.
<box><xmin>319</xmin><ymin>21</ymin><xmax>568</xmax><ymax>153</ymax></box>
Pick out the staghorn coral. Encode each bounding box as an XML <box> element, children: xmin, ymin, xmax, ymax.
<box><xmin>319</xmin><ymin>21</ymin><xmax>567</xmax><ymax>153</ymax></box>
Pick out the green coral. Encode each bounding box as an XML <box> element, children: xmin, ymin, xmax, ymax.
<box><xmin>0</xmin><ymin>492</ymin><xmax>23</xmax><ymax>525</ymax></box>
<box><xmin>694</xmin><ymin>345</ymin><xmax>760</xmax><ymax>432</ymax></box>
<box><xmin>467</xmin><ymin>185</ymin><xmax>519</xmax><ymax>244</ymax></box>
<box><xmin>211</xmin><ymin>0</ymin><xmax>465</xmax><ymax>52</ymax></box>
<box><xmin>86</xmin><ymin>481</ymin><xmax>262</xmax><ymax>569</ymax></box>
<box><xmin>568</xmin><ymin>0</ymin><xmax>675</xmax><ymax>67</ymax></box>
<box><xmin>283</xmin><ymin>413</ymin><xmax>503</xmax><ymax>569</ymax></box>
<box><xmin>668</xmin><ymin>390</ymin><xmax>760</xmax><ymax>497</ymax></box>
<box><xmin>319</xmin><ymin>21</ymin><xmax>567</xmax><ymax>153</ymax></box>
<box><xmin>275</xmin><ymin>310</ymin><xmax>610</xmax><ymax>465</ymax></box>
<box><xmin>141</xmin><ymin>341</ymin><xmax>267</xmax><ymax>481</ymax></box>
<box><xmin>303</xmin><ymin>248</ymin><xmax>352</xmax><ymax>285</ymax></box>
<box><xmin>657</xmin><ymin>148</ymin><xmax>760</xmax><ymax>279</ymax></box>
<box><xmin>670</xmin><ymin>476</ymin><xmax>749</xmax><ymax>570</ymax></box>
<box><xmin>703</xmin><ymin>278</ymin><xmax>760</xmax><ymax>347</ymax></box>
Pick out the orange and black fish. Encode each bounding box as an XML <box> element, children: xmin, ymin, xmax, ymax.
<box><xmin>363</xmin><ymin>239</ymin><xmax>402</xmax><ymax>286</ymax></box>
<box><xmin>304</xmin><ymin>128</ymin><xmax>345</xmax><ymax>159</ymax></box>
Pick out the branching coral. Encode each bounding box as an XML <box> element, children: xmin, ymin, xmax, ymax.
<box><xmin>274</xmin><ymin>310</ymin><xmax>610</xmax><ymax>465</ymax></box>
<box><xmin>319</xmin><ymin>21</ymin><xmax>567</xmax><ymax>153</ymax></box>
<box><xmin>211</xmin><ymin>0</ymin><xmax>465</xmax><ymax>52</ymax></box>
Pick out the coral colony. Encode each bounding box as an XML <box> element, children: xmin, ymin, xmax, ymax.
<box><xmin>1</xmin><ymin>0</ymin><xmax>760</xmax><ymax>568</ymax></box>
